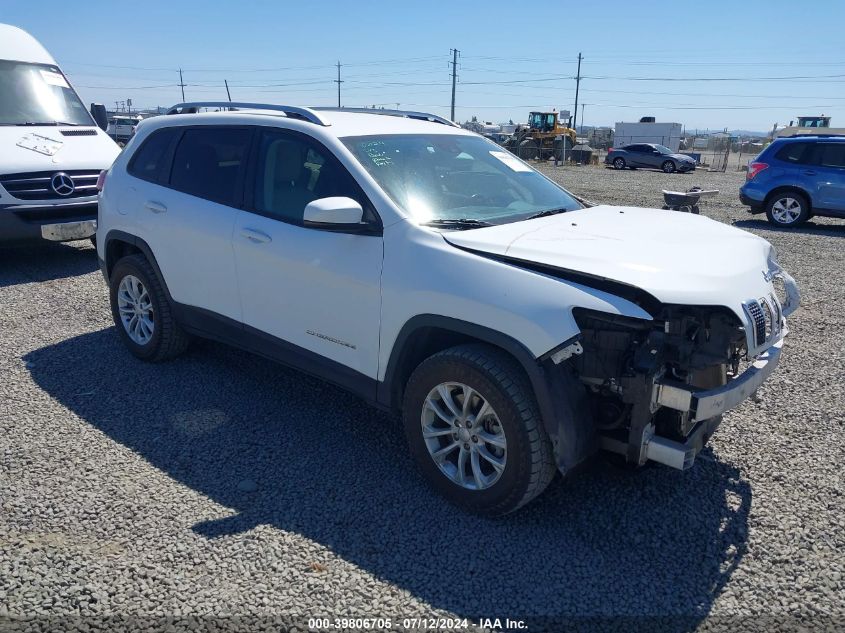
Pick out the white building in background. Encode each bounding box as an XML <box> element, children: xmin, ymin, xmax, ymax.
<box><xmin>614</xmin><ymin>121</ymin><xmax>683</xmax><ymax>152</ymax></box>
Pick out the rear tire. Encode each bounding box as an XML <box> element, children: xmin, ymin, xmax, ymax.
<box><xmin>612</xmin><ymin>157</ymin><xmax>626</xmax><ymax>170</ymax></box>
<box><xmin>109</xmin><ymin>254</ymin><xmax>190</xmax><ymax>362</ymax></box>
<box><xmin>402</xmin><ymin>344</ymin><xmax>556</xmax><ymax>516</ymax></box>
<box><xmin>765</xmin><ymin>192</ymin><xmax>810</xmax><ymax>227</ymax></box>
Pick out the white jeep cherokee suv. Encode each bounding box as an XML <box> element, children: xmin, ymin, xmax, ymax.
<box><xmin>96</xmin><ymin>102</ymin><xmax>800</xmax><ymax>515</ymax></box>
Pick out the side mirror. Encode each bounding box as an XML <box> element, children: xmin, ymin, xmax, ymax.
<box><xmin>303</xmin><ymin>197</ymin><xmax>364</xmax><ymax>228</ymax></box>
<box><xmin>90</xmin><ymin>103</ymin><xmax>109</xmax><ymax>131</ymax></box>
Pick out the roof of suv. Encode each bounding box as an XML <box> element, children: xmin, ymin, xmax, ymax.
<box><xmin>773</xmin><ymin>135</ymin><xmax>845</xmax><ymax>143</ymax></box>
<box><xmin>147</xmin><ymin>104</ymin><xmax>474</xmax><ymax>139</ymax></box>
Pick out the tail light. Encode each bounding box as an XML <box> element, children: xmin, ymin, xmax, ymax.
<box><xmin>608</xmin><ymin>147</ymin><xmax>614</xmax><ymax>153</ymax></box>
<box><xmin>747</xmin><ymin>162</ymin><xmax>769</xmax><ymax>181</ymax></box>
<box><xmin>96</xmin><ymin>170</ymin><xmax>107</xmax><ymax>192</ymax></box>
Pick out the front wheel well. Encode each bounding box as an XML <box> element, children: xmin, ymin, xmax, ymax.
<box><xmin>383</xmin><ymin>323</ymin><xmax>539</xmax><ymax>413</ymax></box>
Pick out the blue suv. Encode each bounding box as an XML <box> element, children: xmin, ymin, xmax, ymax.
<box><xmin>740</xmin><ymin>136</ymin><xmax>845</xmax><ymax>227</ymax></box>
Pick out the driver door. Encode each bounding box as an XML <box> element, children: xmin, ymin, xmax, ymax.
<box><xmin>643</xmin><ymin>146</ymin><xmax>663</xmax><ymax>168</ymax></box>
<box><xmin>232</xmin><ymin>128</ymin><xmax>384</xmax><ymax>385</ymax></box>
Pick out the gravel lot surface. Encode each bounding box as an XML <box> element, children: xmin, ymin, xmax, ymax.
<box><xmin>1</xmin><ymin>162</ymin><xmax>844</xmax><ymax>632</ymax></box>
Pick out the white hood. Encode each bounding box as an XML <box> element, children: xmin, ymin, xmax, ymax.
<box><xmin>443</xmin><ymin>205</ymin><xmax>776</xmax><ymax>320</ymax></box>
<box><xmin>0</xmin><ymin>127</ymin><xmax>120</xmax><ymax>174</ymax></box>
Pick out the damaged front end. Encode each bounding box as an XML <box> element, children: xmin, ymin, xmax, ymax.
<box><xmin>555</xmin><ymin>292</ymin><xmax>791</xmax><ymax>471</ymax></box>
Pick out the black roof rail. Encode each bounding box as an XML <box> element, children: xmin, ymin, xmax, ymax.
<box><xmin>165</xmin><ymin>102</ymin><xmax>330</xmax><ymax>126</ymax></box>
<box><xmin>314</xmin><ymin>107</ymin><xmax>459</xmax><ymax>128</ymax></box>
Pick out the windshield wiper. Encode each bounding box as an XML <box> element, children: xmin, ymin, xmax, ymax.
<box><xmin>525</xmin><ymin>207</ymin><xmax>571</xmax><ymax>220</ymax></box>
<box><xmin>421</xmin><ymin>218</ymin><xmax>493</xmax><ymax>229</ymax></box>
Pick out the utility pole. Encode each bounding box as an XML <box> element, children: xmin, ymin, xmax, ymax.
<box><xmin>224</xmin><ymin>79</ymin><xmax>232</xmax><ymax>102</ymax></box>
<box><xmin>580</xmin><ymin>103</ymin><xmax>585</xmax><ymax>134</ymax></box>
<box><xmin>573</xmin><ymin>52</ymin><xmax>582</xmax><ymax>133</ymax></box>
<box><xmin>178</xmin><ymin>68</ymin><xmax>186</xmax><ymax>102</ymax></box>
<box><xmin>450</xmin><ymin>48</ymin><xmax>459</xmax><ymax>121</ymax></box>
<box><xmin>334</xmin><ymin>61</ymin><xmax>343</xmax><ymax>108</ymax></box>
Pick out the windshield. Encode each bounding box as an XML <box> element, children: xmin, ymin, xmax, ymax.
<box><xmin>0</xmin><ymin>60</ymin><xmax>92</xmax><ymax>126</ymax></box>
<box><xmin>654</xmin><ymin>144</ymin><xmax>673</xmax><ymax>154</ymax></box>
<box><xmin>342</xmin><ymin>134</ymin><xmax>582</xmax><ymax>225</ymax></box>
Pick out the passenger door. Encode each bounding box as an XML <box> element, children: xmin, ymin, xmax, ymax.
<box><xmin>808</xmin><ymin>143</ymin><xmax>845</xmax><ymax>212</ymax></box>
<box><xmin>232</xmin><ymin>128</ymin><xmax>383</xmax><ymax>383</ymax></box>
<box><xmin>134</xmin><ymin>125</ymin><xmax>251</xmax><ymax>322</ymax></box>
<box><xmin>627</xmin><ymin>145</ymin><xmax>649</xmax><ymax>167</ymax></box>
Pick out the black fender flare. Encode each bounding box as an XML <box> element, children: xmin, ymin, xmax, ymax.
<box><xmin>380</xmin><ymin>315</ymin><xmax>595</xmax><ymax>473</ymax></box>
<box><xmin>101</xmin><ymin>230</ymin><xmax>175</xmax><ymax>304</ymax></box>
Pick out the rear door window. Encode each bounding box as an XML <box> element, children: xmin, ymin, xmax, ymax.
<box><xmin>169</xmin><ymin>127</ymin><xmax>251</xmax><ymax>207</ymax></box>
<box><xmin>775</xmin><ymin>142</ymin><xmax>811</xmax><ymax>164</ymax></box>
<box><xmin>817</xmin><ymin>143</ymin><xmax>845</xmax><ymax>169</ymax></box>
<box><xmin>127</xmin><ymin>127</ymin><xmax>179</xmax><ymax>184</ymax></box>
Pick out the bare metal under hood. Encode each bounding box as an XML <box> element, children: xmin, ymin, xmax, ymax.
<box><xmin>442</xmin><ymin>205</ymin><xmax>777</xmax><ymax>320</ymax></box>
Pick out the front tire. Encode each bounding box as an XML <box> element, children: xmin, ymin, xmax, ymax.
<box><xmin>402</xmin><ymin>344</ymin><xmax>556</xmax><ymax>516</ymax></box>
<box><xmin>109</xmin><ymin>254</ymin><xmax>190</xmax><ymax>362</ymax></box>
<box><xmin>765</xmin><ymin>192</ymin><xmax>810</xmax><ymax>227</ymax></box>
<box><xmin>662</xmin><ymin>160</ymin><xmax>676</xmax><ymax>173</ymax></box>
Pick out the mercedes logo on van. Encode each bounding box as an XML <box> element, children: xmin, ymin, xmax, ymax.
<box><xmin>51</xmin><ymin>172</ymin><xmax>75</xmax><ymax>196</ymax></box>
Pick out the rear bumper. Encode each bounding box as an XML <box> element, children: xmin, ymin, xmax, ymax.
<box><xmin>0</xmin><ymin>200</ymin><xmax>98</xmax><ymax>244</ymax></box>
<box><xmin>739</xmin><ymin>192</ymin><xmax>764</xmax><ymax>212</ymax></box>
<box><xmin>739</xmin><ymin>183</ymin><xmax>766</xmax><ymax>212</ymax></box>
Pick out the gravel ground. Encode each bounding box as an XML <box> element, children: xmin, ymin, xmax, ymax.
<box><xmin>1</xmin><ymin>164</ymin><xmax>844</xmax><ymax>633</ymax></box>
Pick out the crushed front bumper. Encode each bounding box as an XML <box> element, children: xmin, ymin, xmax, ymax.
<box><xmin>656</xmin><ymin>337</ymin><xmax>783</xmax><ymax>424</ymax></box>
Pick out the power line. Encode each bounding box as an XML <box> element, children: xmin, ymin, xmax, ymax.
<box><xmin>583</xmin><ymin>73</ymin><xmax>845</xmax><ymax>82</ymax></box>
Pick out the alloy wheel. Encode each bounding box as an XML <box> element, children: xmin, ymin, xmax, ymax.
<box><xmin>421</xmin><ymin>382</ymin><xmax>507</xmax><ymax>490</ymax></box>
<box><xmin>771</xmin><ymin>197</ymin><xmax>802</xmax><ymax>224</ymax></box>
<box><xmin>117</xmin><ymin>274</ymin><xmax>154</xmax><ymax>345</ymax></box>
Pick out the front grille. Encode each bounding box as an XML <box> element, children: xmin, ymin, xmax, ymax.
<box><xmin>0</xmin><ymin>170</ymin><xmax>100</xmax><ymax>201</ymax></box>
<box><xmin>744</xmin><ymin>300</ymin><xmax>766</xmax><ymax>347</ymax></box>
<box><xmin>60</xmin><ymin>129</ymin><xmax>97</xmax><ymax>136</ymax></box>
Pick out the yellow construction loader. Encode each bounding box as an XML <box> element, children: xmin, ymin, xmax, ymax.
<box><xmin>505</xmin><ymin>111</ymin><xmax>578</xmax><ymax>161</ymax></box>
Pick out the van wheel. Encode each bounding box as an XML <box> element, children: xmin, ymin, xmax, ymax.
<box><xmin>766</xmin><ymin>192</ymin><xmax>809</xmax><ymax>227</ymax></box>
<box><xmin>402</xmin><ymin>344</ymin><xmax>556</xmax><ymax>516</ymax></box>
<box><xmin>109</xmin><ymin>254</ymin><xmax>190</xmax><ymax>361</ymax></box>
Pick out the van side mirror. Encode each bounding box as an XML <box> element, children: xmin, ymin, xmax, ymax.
<box><xmin>303</xmin><ymin>197</ymin><xmax>365</xmax><ymax>228</ymax></box>
<box><xmin>90</xmin><ymin>103</ymin><xmax>109</xmax><ymax>131</ymax></box>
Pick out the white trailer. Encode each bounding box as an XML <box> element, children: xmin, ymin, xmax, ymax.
<box><xmin>614</xmin><ymin>122</ymin><xmax>683</xmax><ymax>152</ymax></box>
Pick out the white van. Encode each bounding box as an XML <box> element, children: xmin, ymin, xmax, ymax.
<box><xmin>0</xmin><ymin>23</ymin><xmax>120</xmax><ymax>245</ymax></box>
<box><xmin>107</xmin><ymin>115</ymin><xmax>142</xmax><ymax>144</ymax></box>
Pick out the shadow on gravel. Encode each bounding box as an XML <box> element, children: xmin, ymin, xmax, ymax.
<box><xmin>0</xmin><ymin>241</ymin><xmax>97</xmax><ymax>287</ymax></box>
<box><xmin>732</xmin><ymin>218</ymin><xmax>845</xmax><ymax>237</ymax></box>
<box><xmin>26</xmin><ymin>329</ymin><xmax>751</xmax><ymax>631</ymax></box>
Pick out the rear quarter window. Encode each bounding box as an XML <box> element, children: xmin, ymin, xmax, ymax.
<box><xmin>774</xmin><ymin>142</ymin><xmax>811</xmax><ymax>164</ymax></box>
<box><xmin>127</xmin><ymin>128</ymin><xmax>179</xmax><ymax>183</ymax></box>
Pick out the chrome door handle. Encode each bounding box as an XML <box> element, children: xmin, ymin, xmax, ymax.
<box><xmin>240</xmin><ymin>228</ymin><xmax>272</xmax><ymax>243</ymax></box>
<box><xmin>144</xmin><ymin>200</ymin><xmax>167</xmax><ymax>214</ymax></box>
